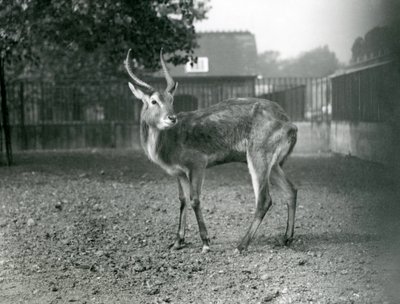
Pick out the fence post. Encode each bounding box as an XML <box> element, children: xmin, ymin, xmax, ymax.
<box><xmin>110</xmin><ymin>120</ymin><xmax>116</xmax><ymax>148</ymax></box>
<box><xmin>0</xmin><ymin>104</ymin><xmax>2</xmax><ymax>157</ymax></box>
<box><xmin>19</xmin><ymin>82</ymin><xmax>27</xmax><ymax>150</ymax></box>
<box><xmin>0</xmin><ymin>56</ymin><xmax>12</xmax><ymax>165</ymax></box>
<box><xmin>250</xmin><ymin>77</ymin><xmax>256</xmax><ymax>97</ymax></box>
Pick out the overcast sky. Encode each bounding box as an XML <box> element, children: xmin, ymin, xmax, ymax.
<box><xmin>195</xmin><ymin>0</ymin><xmax>389</xmax><ymax>63</ymax></box>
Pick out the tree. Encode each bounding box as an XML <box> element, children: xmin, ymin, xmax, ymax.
<box><xmin>0</xmin><ymin>0</ymin><xmax>35</xmax><ymax>165</ymax></box>
<box><xmin>0</xmin><ymin>0</ymin><xmax>209</xmax><ymax>164</ymax></box>
<box><xmin>350</xmin><ymin>26</ymin><xmax>394</xmax><ymax>63</ymax></box>
<box><xmin>36</xmin><ymin>0</ymin><xmax>209</xmax><ymax>75</ymax></box>
<box><xmin>257</xmin><ymin>46</ymin><xmax>339</xmax><ymax>77</ymax></box>
<box><xmin>351</xmin><ymin>37</ymin><xmax>365</xmax><ymax>63</ymax></box>
<box><xmin>283</xmin><ymin>46</ymin><xmax>339</xmax><ymax>77</ymax></box>
<box><xmin>257</xmin><ymin>51</ymin><xmax>282</xmax><ymax>77</ymax></box>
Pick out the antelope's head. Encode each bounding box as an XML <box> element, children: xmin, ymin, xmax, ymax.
<box><xmin>125</xmin><ymin>49</ymin><xmax>178</xmax><ymax>130</ymax></box>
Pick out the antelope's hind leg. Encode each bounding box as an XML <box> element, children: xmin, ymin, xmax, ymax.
<box><xmin>271</xmin><ymin>165</ymin><xmax>297</xmax><ymax>245</ymax></box>
<box><xmin>171</xmin><ymin>175</ymin><xmax>190</xmax><ymax>250</ymax></box>
<box><xmin>237</xmin><ymin>150</ymin><xmax>273</xmax><ymax>252</ymax></box>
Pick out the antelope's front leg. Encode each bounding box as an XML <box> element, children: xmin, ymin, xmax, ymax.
<box><xmin>171</xmin><ymin>175</ymin><xmax>190</xmax><ymax>250</ymax></box>
<box><xmin>189</xmin><ymin>168</ymin><xmax>210</xmax><ymax>253</ymax></box>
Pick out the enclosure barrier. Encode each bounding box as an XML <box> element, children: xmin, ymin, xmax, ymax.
<box><xmin>329</xmin><ymin>61</ymin><xmax>399</xmax><ymax>164</ymax></box>
<box><xmin>255</xmin><ymin>77</ymin><xmax>331</xmax><ymax>122</ymax></box>
<box><xmin>1</xmin><ymin>62</ymin><xmax>396</xmax><ymax>159</ymax></box>
<box><xmin>331</xmin><ymin>61</ymin><xmax>397</xmax><ymax>122</ymax></box>
<box><xmin>1</xmin><ymin>76</ymin><xmax>329</xmax><ymax>151</ymax></box>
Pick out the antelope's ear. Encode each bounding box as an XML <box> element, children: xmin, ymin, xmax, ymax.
<box><xmin>128</xmin><ymin>82</ymin><xmax>146</xmax><ymax>101</ymax></box>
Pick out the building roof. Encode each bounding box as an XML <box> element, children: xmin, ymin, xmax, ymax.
<box><xmin>158</xmin><ymin>31</ymin><xmax>258</xmax><ymax>78</ymax></box>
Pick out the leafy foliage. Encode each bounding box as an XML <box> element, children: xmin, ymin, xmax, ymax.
<box><xmin>350</xmin><ymin>26</ymin><xmax>394</xmax><ymax>63</ymax></box>
<box><xmin>1</xmin><ymin>0</ymin><xmax>209</xmax><ymax>80</ymax></box>
<box><xmin>256</xmin><ymin>51</ymin><xmax>281</xmax><ymax>77</ymax></box>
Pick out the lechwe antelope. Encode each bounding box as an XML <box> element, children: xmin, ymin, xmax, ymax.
<box><xmin>125</xmin><ymin>49</ymin><xmax>298</xmax><ymax>253</ymax></box>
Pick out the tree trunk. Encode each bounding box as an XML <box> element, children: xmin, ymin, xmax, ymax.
<box><xmin>0</xmin><ymin>110</ymin><xmax>3</xmax><ymax>164</ymax></box>
<box><xmin>0</xmin><ymin>55</ymin><xmax>13</xmax><ymax>166</ymax></box>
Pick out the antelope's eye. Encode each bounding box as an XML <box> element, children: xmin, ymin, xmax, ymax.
<box><xmin>151</xmin><ymin>99</ymin><xmax>157</xmax><ymax>105</ymax></box>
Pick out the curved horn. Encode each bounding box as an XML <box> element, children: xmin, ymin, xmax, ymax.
<box><xmin>160</xmin><ymin>48</ymin><xmax>176</xmax><ymax>93</ymax></box>
<box><xmin>124</xmin><ymin>49</ymin><xmax>154</xmax><ymax>92</ymax></box>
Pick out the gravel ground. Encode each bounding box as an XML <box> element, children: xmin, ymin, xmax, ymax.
<box><xmin>0</xmin><ymin>150</ymin><xmax>399</xmax><ymax>304</ymax></box>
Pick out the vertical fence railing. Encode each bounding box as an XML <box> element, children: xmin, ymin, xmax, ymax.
<box><xmin>4</xmin><ymin>80</ymin><xmax>141</xmax><ymax>150</ymax></box>
<box><xmin>331</xmin><ymin>61</ymin><xmax>397</xmax><ymax>123</ymax></box>
<box><xmin>2</xmin><ymin>76</ymin><xmax>334</xmax><ymax>150</ymax></box>
<box><xmin>4</xmin><ymin>76</ymin><xmax>331</xmax><ymax>127</ymax></box>
<box><xmin>255</xmin><ymin>77</ymin><xmax>331</xmax><ymax>122</ymax></box>
<box><xmin>6</xmin><ymin>81</ymin><xmax>139</xmax><ymax>126</ymax></box>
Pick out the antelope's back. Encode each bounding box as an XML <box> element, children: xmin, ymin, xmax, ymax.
<box><xmin>174</xmin><ymin>98</ymin><xmax>293</xmax><ymax>154</ymax></box>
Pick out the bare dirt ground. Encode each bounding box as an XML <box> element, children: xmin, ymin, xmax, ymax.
<box><xmin>0</xmin><ymin>150</ymin><xmax>399</xmax><ymax>304</ymax></box>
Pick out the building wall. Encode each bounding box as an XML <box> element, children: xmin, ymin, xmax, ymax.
<box><xmin>329</xmin><ymin>121</ymin><xmax>395</xmax><ymax>165</ymax></box>
<box><xmin>292</xmin><ymin>121</ymin><xmax>397</xmax><ymax>166</ymax></box>
<box><xmin>292</xmin><ymin>122</ymin><xmax>330</xmax><ymax>155</ymax></box>
<box><xmin>328</xmin><ymin>60</ymin><xmax>399</xmax><ymax>166</ymax></box>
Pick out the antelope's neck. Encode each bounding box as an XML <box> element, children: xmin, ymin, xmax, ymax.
<box><xmin>140</xmin><ymin>121</ymin><xmax>160</xmax><ymax>163</ymax></box>
<box><xmin>140</xmin><ymin>121</ymin><xmax>186</xmax><ymax>176</ymax></box>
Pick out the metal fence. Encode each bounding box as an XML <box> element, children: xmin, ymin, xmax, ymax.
<box><xmin>2</xmin><ymin>64</ymin><xmax>393</xmax><ymax>150</ymax></box>
<box><xmin>331</xmin><ymin>61</ymin><xmax>398</xmax><ymax>122</ymax></box>
<box><xmin>5</xmin><ymin>76</ymin><xmax>330</xmax><ymax>124</ymax></box>
<box><xmin>6</xmin><ymin>81</ymin><xmax>135</xmax><ymax>125</ymax></box>
<box><xmin>4</xmin><ymin>81</ymin><xmax>138</xmax><ymax>150</ymax></box>
<box><xmin>2</xmin><ymin>77</ymin><xmax>260</xmax><ymax>149</ymax></box>
<box><xmin>1</xmin><ymin>76</ymin><xmax>330</xmax><ymax>150</ymax></box>
<box><xmin>255</xmin><ymin>77</ymin><xmax>330</xmax><ymax>122</ymax></box>
<box><xmin>150</xmin><ymin>76</ymin><xmax>256</xmax><ymax>109</ymax></box>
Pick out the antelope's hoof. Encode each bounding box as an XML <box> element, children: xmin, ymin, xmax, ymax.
<box><xmin>283</xmin><ymin>236</ymin><xmax>294</xmax><ymax>246</ymax></box>
<box><xmin>169</xmin><ymin>240</ymin><xmax>185</xmax><ymax>251</ymax></box>
<box><xmin>235</xmin><ymin>245</ymin><xmax>247</xmax><ymax>254</ymax></box>
<box><xmin>201</xmin><ymin>245</ymin><xmax>211</xmax><ymax>254</ymax></box>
